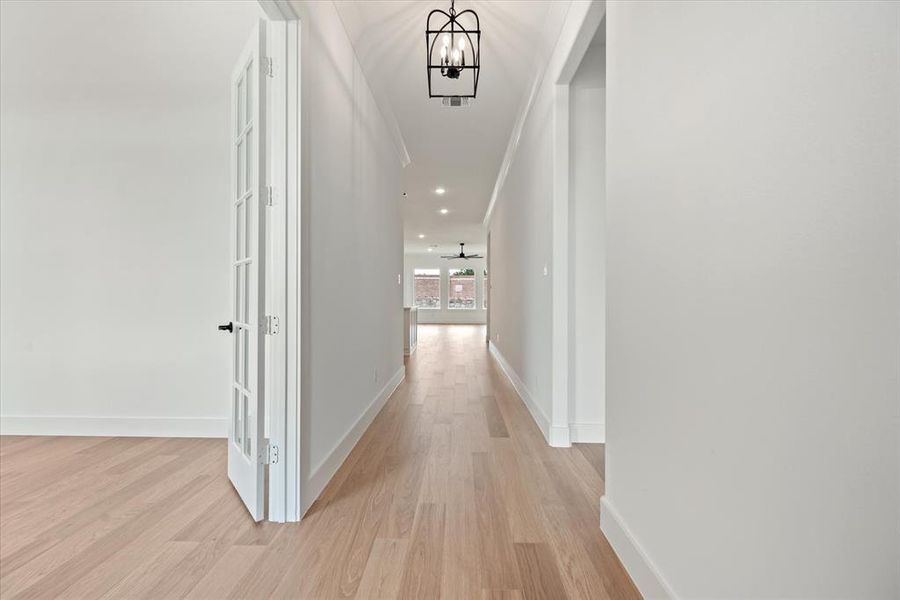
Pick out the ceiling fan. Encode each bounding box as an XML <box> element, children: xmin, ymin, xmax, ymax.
<box><xmin>442</xmin><ymin>242</ymin><xmax>483</xmax><ymax>260</ymax></box>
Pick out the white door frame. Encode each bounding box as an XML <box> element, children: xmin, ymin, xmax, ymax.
<box><xmin>549</xmin><ymin>1</ymin><xmax>606</xmax><ymax>448</ymax></box>
<box><xmin>257</xmin><ymin>0</ymin><xmax>301</xmax><ymax>522</ymax></box>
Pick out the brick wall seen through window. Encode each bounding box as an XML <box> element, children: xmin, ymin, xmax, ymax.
<box><xmin>449</xmin><ymin>268</ymin><xmax>476</xmax><ymax>310</ymax></box>
<box><xmin>414</xmin><ymin>269</ymin><xmax>440</xmax><ymax>309</ymax></box>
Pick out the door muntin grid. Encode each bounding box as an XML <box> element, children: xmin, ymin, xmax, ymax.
<box><xmin>226</xmin><ymin>20</ymin><xmax>267</xmax><ymax>522</ymax></box>
<box><xmin>232</xmin><ymin>55</ymin><xmax>255</xmax><ymax>461</ymax></box>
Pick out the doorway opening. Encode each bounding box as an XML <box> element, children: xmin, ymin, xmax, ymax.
<box><xmin>546</xmin><ymin>10</ymin><xmax>606</xmax><ymax>449</ymax></box>
<box><xmin>567</xmin><ymin>20</ymin><xmax>606</xmax><ymax>445</ymax></box>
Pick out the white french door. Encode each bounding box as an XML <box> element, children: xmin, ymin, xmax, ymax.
<box><xmin>227</xmin><ymin>20</ymin><xmax>268</xmax><ymax>521</ymax></box>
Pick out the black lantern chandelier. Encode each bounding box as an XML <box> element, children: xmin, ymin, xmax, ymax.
<box><xmin>425</xmin><ymin>0</ymin><xmax>481</xmax><ymax>104</ymax></box>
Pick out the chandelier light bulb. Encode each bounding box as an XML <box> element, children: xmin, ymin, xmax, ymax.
<box><xmin>458</xmin><ymin>37</ymin><xmax>465</xmax><ymax>50</ymax></box>
<box><xmin>442</xmin><ymin>34</ymin><xmax>450</xmax><ymax>48</ymax></box>
<box><xmin>452</xmin><ymin>48</ymin><xmax>460</xmax><ymax>63</ymax></box>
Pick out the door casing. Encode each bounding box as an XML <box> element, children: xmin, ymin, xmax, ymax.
<box><xmin>255</xmin><ymin>0</ymin><xmax>301</xmax><ymax>522</ymax></box>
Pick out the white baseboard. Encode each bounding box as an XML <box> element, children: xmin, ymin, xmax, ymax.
<box><xmin>570</xmin><ymin>421</ymin><xmax>605</xmax><ymax>443</ymax></box>
<box><xmin>300</xmin><ymin>364</ymin><xmax>405</xmax><ymax>516</ymax></box>
<box><xmin>0</xmin><ymin>415</ymin><xmax>227</xmax><ymax>438</ymax></box>
<box><xmin>600</xmin><ymin>496</ymin><xmax>679</xmax><ymax>600</ymax></box>
<box><xmin>549</xmin><ymin>425</ymin><xmax>571</xmax><ymax>447</ymax></box>
<box><xmin>488</xmin><ymin>341</ymin><xmax>560</xmax><ymax>447</ymax></box>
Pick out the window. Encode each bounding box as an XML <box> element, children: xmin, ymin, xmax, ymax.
<box><xmin>414</xmin><ymin>269</ymin><xmax>441</xmax><ymax>309</ymax></box>
<box><xmin>448</xmin><ymin>268</ymin><xmax>476</xmax><ymax>310</ymax></box>
<box><xmin>483</xmin><ymin>269</ymin><xmax>488</xmax><ymax>309</ymax></box>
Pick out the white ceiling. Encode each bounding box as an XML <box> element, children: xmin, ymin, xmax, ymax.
<box><xmin>333</xmin><ymin>0</ymin><xmax>568</xmax><ymax>255</ymax></box>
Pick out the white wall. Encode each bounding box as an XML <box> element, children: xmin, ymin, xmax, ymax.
<box><xmin>486</xmin><ymin>59</ymin><xmax>555</xmax><ymax>435</ymax></box>
<box><xmin>569</xmin><ymin>33</ymin><xmax>606</xmax><ymax>442</ymax></box>
<box><xmin>602</xmin><ymin>2</ymin><xmax>900</xmax><ymax>598</ymax></box>
<box><xmin>0</xmin><ymin>0</ymin><xmax>265</xmax><ymax>437</ymax></box>
<box><xmin>403</xmin><ymin>253</ymin><xmax>486</xmax><ymax>325</ymax></box>
<box><xmin>290</xmin><ymin>0</ymin><xmax>405</xmax><ymax>514</ymax></box>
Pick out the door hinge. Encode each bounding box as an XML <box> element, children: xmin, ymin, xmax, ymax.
<box><xmin>264</xmin><ymin>57</ymin><xmax>274</xmax><ymax>78</ymax></box>
<box><xmin>266</xmin><ymin>185</ymin><xmax>274</xmax><ymax>206</ymax></box>
<box><xmin>260</xmin><ymin>441</ymin><xmax>279</xmax><ymax>465</ymax></box>
<box><xmin>265</xmin><ymin>315</ymin><xmax>279</xmax><ymax>335</ymax></box>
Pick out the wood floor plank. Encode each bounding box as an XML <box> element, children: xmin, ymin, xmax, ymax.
<box><xmin>0</xmin><ymin>439</ymin><xmax>175</xmax><ymax>550</ymax></box>
<box><xmin>0</xmin><ymin>325</ymin><xmax>641</xmax><ymax>600</ymax></box>
<box><xmin>183</xmin><ymin>545</ymin><xmax>265</xmax><ymax>600</ymax></box>
<box><xmin>396</xmin><ymin>503</ymin><xmax>446</xmax><ymax>599</ymax></box>
<box><xmin>11</xmin><ymin>474</ymin><xmax>216</xmax><ymax>599</ymax></box>
<box><xmin>55</xmin><ymin>474</ymin><xmax>229</xmax><ymax>600</ymax></box>
<box><xmin>224</xmin><ymin>524</ymin><xmax>306</xmax><ymax>600</ymax></box>
<box><xmin>143</xmin><ymin>491</ymin><xmax>251</xmax><ymax>598</ymax></box>
<box><xmin>379</xmin><ymin>410</ymin><xmax>430</xmax><ymax>540</ymax></box>
<box><xmin>514</xmin><ymin>542</ymin><xmax>569</xmax><ymax>600</ymax></box>
<box><xmin>482</xmin><ymin>590</ymin><xmax>525</xmax><ymax>600</ymax></box>
<box><xmin>482</xmin><ymin>394</ymin><xmax>510</xmax><ymax>438</ymax></box>
<box><xmin>0</xmin><ymin>437</ymin><xmax>114</xmax><ymax>501</ymax></box>
<box><xmin>0</xmin><ymin>448</ymin><xmax>216</xmax><ymax>585</ymax></box>
<box><xmin>355</xmin><ymin>538</ymin><xmax>409</xmax><ymax>599</ymax></box>
<box><xmin>440</xmin><ymin>501</ymin><xmax>483</xmax><ymax>599</ymax></box>
<box><xmin>540</xmin><ymin>502</ymin><xmax>612</xmax><ymax>600</ymax></box>
<box><xmin>574</xmin><ymin>442</ymin><xmax>605</xmax><ymax>480</ymax></box>
<box><xmin>330</xmin><ymin>460</ymin><xmax>394</xmax><ymax>598</ymax></box>
<box><xmin>420</xmin><ymin>422</ymin><xmax>452</xmax><ymax>504</ymax></box>
<box><xmin>472</xmin><ymin>452</ymin><xmax>521</xmax><ymax>591</ymax></box>
<box><xmin>97</xmin><ymin>541</ymin><xmax>198</xmax><ymax>600</ymax></box>
<box><xmin>491</xmin><ymin>438</ymin><xmax>547</xmax><ymax>544</ymax></box>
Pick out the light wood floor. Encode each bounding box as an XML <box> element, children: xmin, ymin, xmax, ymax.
<box><xmin>0</xmin><ymin>325</ymin><xmax>639</xmax><ymax>599</ymax></box>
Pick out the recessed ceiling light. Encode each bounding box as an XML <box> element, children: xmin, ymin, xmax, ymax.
<box><xmin>418</xmin><ymin>233</ymin><xmax>426</xmax><ymax>239</ymax></box>
<box><xmin>427</xmin><ymin>247</ymin><xmax>433</xmax><ymax>252</ymax></box>
<box><xmin>439</xmin><ymin>208</ymin><xmax>449</xmax><ymax>215</ymax></box>
<box><xmin>402</xmin><ymin>192</ymin><xmax>408</xmax><ymax>197</ymax></box>
<box><xmin>435</xmin><ymin>187</ymin><xmax>446</xmax><ymax>195</ymax></box>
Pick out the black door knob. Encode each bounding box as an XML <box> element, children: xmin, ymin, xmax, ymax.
<box><xmin>218</xmin><ymin>322</ymin><xmax>233</xmax><ymax>333</ymax></box>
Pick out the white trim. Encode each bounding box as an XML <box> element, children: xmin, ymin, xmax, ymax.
<box><xmin>485</xmin><ymin>232</ymin><xmax>491</xmax><ymax>342</ymax></box>
<box><xmin>551</xmin><ymin>83</ymin><xmax>570</xmax><ymax>438</ymax></box>
<box><xmin>299</xmin><ymin>365</ymin><xmax>405</xmax><ymax>516</ymax></box>
<box><xmin>328</xmin><ymin>1</ymin><xmax>410</xmax><ymax>167</ymax></box>
<box><xmin>569</xmin><ymin>421</ymin><xmax>605</xmax><ymax>443</ymax></box>
<box><xmin>263</xmin><ymin>18</ymin><xmax>289</xmax><ymax>523</ymax></box>
<box><xmin>555</xmin><ymin>4</ymin><xmax>606</xmax><ymax>86</ymax></box>
<box><xmin>483</xmin><ymin>1</ymin><xmax>573</xmax><ymax>228</ymax></box>
<box><xmin>483</xmin><ymin>1</ymin><xmax>605</xmax><ymax>227</ymax></box>
<box><xmin>283</xmin><ymin>15</ymin><xmax>301</xmax><ymax>523</ymax></box>
<box><xmin>258</xmin><ymin>0</ymin><xmax>299</xmax><ymax>21</ymax></box>
<box><xmin>0</xmin><ymin>416</ymin><xmax>227</xmax><ymax>438</ymax></box>
<box><xmin>257</xmin><ymin>0</ymin><xmax>301</xmax><ymax>523</ymax></box>
<box><xmin>549</xmin><ymin>425</ymin><xmax>571</xmax><ymax>448</ymax></box>
<box><xmin>488</xmin><ymin>341</ymin><xmax>570</xmax><ymax>448</ymax></box>
<box><xmin>481</xmin><ymin>69</ymin><xmax>540</xmax><ymax>228</ymax></box>
<box><xmin>600</xmin><ymin>497</ymin><xmax>679</xmax><ymax>600</ymax></box>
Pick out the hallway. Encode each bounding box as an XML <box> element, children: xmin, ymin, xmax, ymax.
<box><xmin>0</xmin><ymin>325</ymin><xmax>638</xmax><ymax>599</ymax></box>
